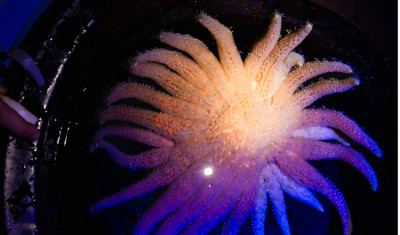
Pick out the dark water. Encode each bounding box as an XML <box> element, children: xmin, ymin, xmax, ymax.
<box><xmin>2</xmin><ymin>0</ymin><xmax>396</xmax><ymax>234</ymax></box>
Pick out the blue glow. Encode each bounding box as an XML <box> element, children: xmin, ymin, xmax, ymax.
<box><xmin>0</xmin><ymin>0</ymin><xmax>53</xmax><ymax>52</ymax></box>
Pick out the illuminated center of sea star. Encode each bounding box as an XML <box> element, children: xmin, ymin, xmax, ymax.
<box><xmin>215</xmin><ymin>84</ymin><xmax>298</xmax><ymax>154</ymax></box>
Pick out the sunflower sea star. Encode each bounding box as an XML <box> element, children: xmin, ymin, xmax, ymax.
<box><xmin>91</xmin><ymin>12</ymin><xmax>381</xmax><ymax>235</ymax></box>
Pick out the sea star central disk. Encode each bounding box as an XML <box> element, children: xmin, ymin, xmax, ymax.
<box><xmin>91</xmin><ymin>12</ymin><xmax>381</xmax><ymax>235</ymax></box>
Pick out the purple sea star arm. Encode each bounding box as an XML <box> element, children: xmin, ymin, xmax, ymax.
<box><xmin>252</xmin><ymin>184</ymin><xmax>268</xmax><ymax>235</ymax></box>
<box><xmin>92</xmin><ymin>125</ymin><xmax>173</xmax><ymax>148</ymax></box>
<box><xmin>286</xmin><ymin>138</ymin><xmax>378</xmax><ymax>191</ymax></box>
<box><xmin>91</xmin><ymin>140</ymin><xmax>169</xmax><ymax>169</ymax></box>
<box><xmin>273</xmin><ymin>164</ymin><xmax>324</xmax><ymax>212</ymax></box>
<box><xmin>181</xmin><ymin>166</ymin><xmax>251</xmax><ymax>235</ymax></box>
<box><xmin>259</xmin><ymin>164</ymin><xmax>291</xmax><ymax>235</ymax></box>
<box><xmin>298</xmin><ymin>109</ymin><xmax>382</xmax><ymax>157</ymax></box>
<box><xmin>157</xmin><ymin>159</ymin><xmax>244</xmax><ymax>235</ymax></box>
<box><xmin>276</xmin><ymin>154</ymin><xmax>352</xmax><ymax>235</ymax></box>
<box><xmin>91</xmin><ymin>151</ymin><xmax>191</xmax><ymax>213</ymax></box>
<box><xmin>132</xmin><ymin>157</ymin><xmax>213</xmax><ymax>235</ymax></box>
<box><xmin>273</xmin><ymin>62</ymin><xmax>353</xmax><ymax>106</ymax></box>
<box><xmin>222</xmin><ymin>173</ymin><xmax>258</xmax><ymax>235</ymax></box>
<box><xmin>292</xmin><ymin>126</ymin><xmax>349</xmax><ymax>146</ymax></box>
<box><xmin>269</xmin><ymin>182</ymin><xmax>291</xmax><ymax>235</ymax></box>
<box><xmin>292</xmin><ymin>78</ymin><xmax>359</xmax><ymax>109</ymax></box>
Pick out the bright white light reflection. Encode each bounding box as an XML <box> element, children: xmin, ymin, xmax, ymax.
<box><xmin>252</xmin><ymin>81</ymin><xmax>257</xmax><ymax>90</ymax></box>
<box><xmin>204</xmin><ymin>167</ymin><xmax>213</xmax><ymax>176</ymax></box>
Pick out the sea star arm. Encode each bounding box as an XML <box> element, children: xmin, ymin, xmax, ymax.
<box><xmin>135</xmin><ymin>48</ymin><xmax>212</xmax><ymax>91</ymax></box>
<box><xmin>100</xmin><ymin>106</ymin><xmax>206</xmax><ymax>141</ymax></box>
<box><xmin>273</xmin><ymin>61</ymin><xmax>352</xmax><ymax>106</ymax></box>
<box><xmin>292</xmin><ymin>77</ymin><xmax>359</xmax><ymax>109</ymax></box>
<box><xmin>269</xmin><ymin>181</ymin><xmax>290</xmax><ymax>235</ymax></box>
<box><xmin>292</xmin><ymin>126</ymin><xmax>349</xmax><ymax>146</ymax></box>
<box><xmin>259</xmin><ymin>164</ymin><xmax>290</xmax><ymax>235</ymax></box>
<box><xmin>107</xmin><ymin>83</ymin><xmax>212</xmax><ymax>119</ymax></box>
<box><xmin>273</xmin><ymin>164</ymin><xmax>324</xmax><ymax>212</ymax></box>
<box><xmin>181</xmin><ymin>168</ymin><xmax>250</xmax><ymax>235</ymax></box>
<box><xmin>244</xmin><ymin>12</ymin><xmax>281</xmax><ymax>80</ymax></box>
<box><xmin>91</xmin><ymin>142</ymin><xmax>170</xmax><ymax>169</ymax></box>
<box><xmin>91</xmin><ymin>151</ymin><xmax>190</xmax><ymax>213</ymax></box>
<box><xmin>131</xmin><ymin>62</ymin><xmax>212</xmax><ymax>104</ymax></box>
<box><xmin>286</xmin><ymin>138</ymin><xmax>378</xmax><ymax>190</ymax></box>
<box><xmin>276</xmin><ymin>154</ymin><xmax>352</xmax><ymax>235</ymax></box>
<box><xmin>132</xmin><ymin>158</ymin><xmax>210</xmax><ymax>235</ymax></box>
<box><xmin>159</xmin><ymin>32</ymin><xmax>228</xmax><ymax>95</ymax></box>
<box><xmin>157</xmin><ymin>160</ymin><xmax>244</xmax><ymax>235</ymax></box>
<box><xmin>255</xmin><ymin>23</ymin><xmax>312</xmax><ymax>87</ymax></box>
<box><xmin>252</xmin><ymin>183</ymin><xmax>268</xmax><ymax>235</ymax></box>
<box><xmin>90</xmin><ymin>125</ymin><xmax>173</xmax><ymax>169</ymax></box>
<box><xmin>222</xmin><ymin>180</ymin><xmax>256</xmax><ymax>235</ymax></box>
<box><xmin>93</xmin><ymin>125</ymin><xmax>173</xmax><ymax>148</ymax></box>
<box><xmin>198</xmin><ymin>13</ymin><xmax>246</xmax><ymax>82</ymax></box>
<box><xmin>299</xmin><ymin>109</ymin><xmax>382</xmax><ymax>156</ymax></box>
